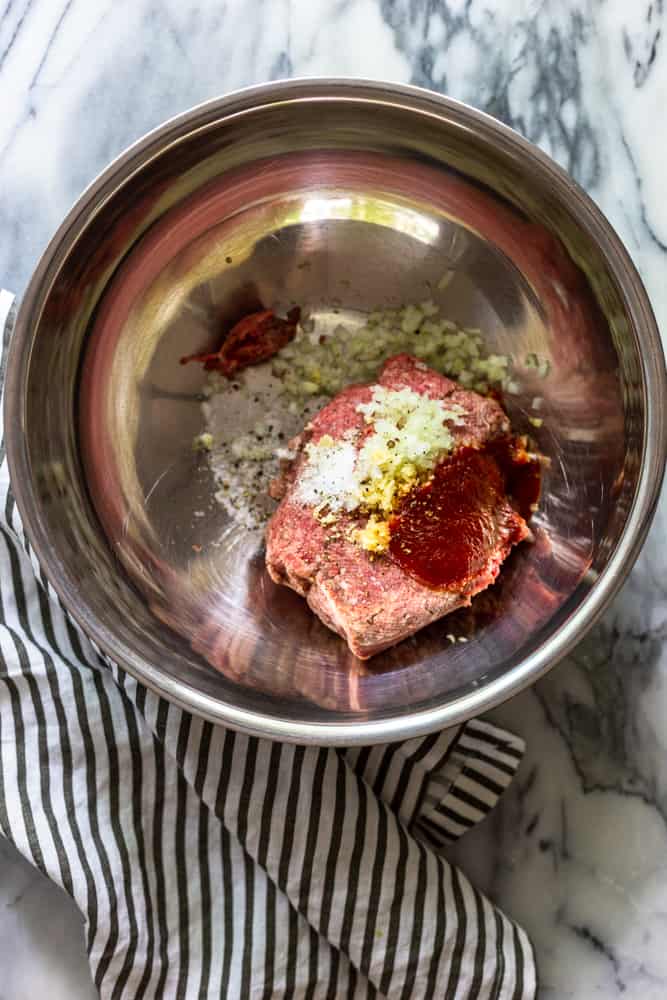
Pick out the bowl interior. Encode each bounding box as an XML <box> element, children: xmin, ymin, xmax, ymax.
<box><xmin>9</xmin><ymin>84</ymin><xmax>652</xmax><ymax>739</ymax></box>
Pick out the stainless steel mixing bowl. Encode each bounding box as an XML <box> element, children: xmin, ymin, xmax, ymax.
<box><xmin>5</xmin><ymin>80</ymin><xmax>666</xmax><ymax>744</ymax></box>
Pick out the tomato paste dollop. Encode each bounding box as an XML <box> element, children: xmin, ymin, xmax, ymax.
<box><xmin>388</xmin><ymin>437</ymin><xmax>541</xmax><ymax>590</ymax></box>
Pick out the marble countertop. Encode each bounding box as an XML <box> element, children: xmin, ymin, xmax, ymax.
<box><xmin>1</xmin><ymin>0</ymin><xmax>666</xmax><ymax>997</ymax></box>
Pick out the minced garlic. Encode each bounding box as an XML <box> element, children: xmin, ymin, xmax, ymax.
<box><xmin>356</xmin><ymin>386</ymin><xmax>464</xmax><ymax>515</ymax></box>
<box><xmin>353</xmin><ymin>516</ymin><xmax>391</xmax><ymax>553</ymax></box>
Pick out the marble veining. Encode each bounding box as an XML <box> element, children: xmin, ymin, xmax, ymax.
<box><xmin>1</xmin><ymin>1</ymin><xmax>666</xmax><ymax>997</ymax></box>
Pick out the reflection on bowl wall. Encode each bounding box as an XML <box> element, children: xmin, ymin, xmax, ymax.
<box><xmin>4</xmin><ymin>80</ymin><xmax>666</xmax><ymax>744</ymax></box>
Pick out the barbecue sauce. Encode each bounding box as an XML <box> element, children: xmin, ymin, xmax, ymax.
<box><xmin>388</xmin><ymin>438</ymin><xmax>540</xmax><ymax>590</ymax></box>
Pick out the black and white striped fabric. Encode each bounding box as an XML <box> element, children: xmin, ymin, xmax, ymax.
<box><xmin>0</xmin><ymin>291</ymin><xmax>535</xmax><ymax>999</ymax></box>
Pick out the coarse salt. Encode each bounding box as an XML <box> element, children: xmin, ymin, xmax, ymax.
<box><xmin>295</xmin><ymin>435</ymin><xmax>359</xmax><ymax>511</ymax></box>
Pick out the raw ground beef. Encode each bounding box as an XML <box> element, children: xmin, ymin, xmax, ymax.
<box><xmin>265</xmin><ymin>354</ymin><xmax>530</xmax><ymax>659</ymax></box>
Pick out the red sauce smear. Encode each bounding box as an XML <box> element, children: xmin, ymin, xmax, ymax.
<box><xmin>388</xmin><ymin>437</ymin><xmax>541</xmax><ymax>590</ymax></box>
<box><xmin>486</xmin><ymin>436</ymin><xmax>542</xmax><ymax>522</ymax></box>
<box><xmin>180</xmin><ymin>306</ymin><xmax>300</xmax><ymax>376</ymax></box>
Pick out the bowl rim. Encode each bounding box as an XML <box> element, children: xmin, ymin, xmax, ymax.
<box><xmin>5</xmin><ymin>77</ymin><xmax>667</xmax><ymax>744</ymax></box>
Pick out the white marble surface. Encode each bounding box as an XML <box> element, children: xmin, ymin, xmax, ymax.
<box><xmin>1</xmin><ymin>0</ymin><xmax>666</xmax><ymax>997</ymax></box>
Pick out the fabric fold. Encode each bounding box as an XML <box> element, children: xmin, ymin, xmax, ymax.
<box><xmin>413</xmin><ymin>720</ymin><xmax>525</xmax><ymax>848</ymax></box>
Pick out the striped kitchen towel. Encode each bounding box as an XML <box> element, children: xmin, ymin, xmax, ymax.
<box><xmin>0</xmin><ymin>290</ymin><xmax>535</xmax><ymax>999</ymax></box>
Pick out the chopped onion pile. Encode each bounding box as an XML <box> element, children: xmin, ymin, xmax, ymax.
<box><xmin>269</xmin><ymin>301</ymin><xmax>513</xmax><ymax>407</ymax></box>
